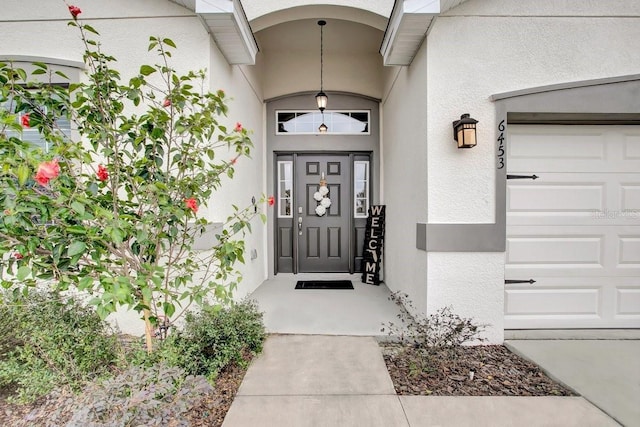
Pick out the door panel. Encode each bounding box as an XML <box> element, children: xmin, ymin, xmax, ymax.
<box><xmin>296</xmin><ymin>155</ymin><xmax>351</xmax><ymax>272</ymax></box>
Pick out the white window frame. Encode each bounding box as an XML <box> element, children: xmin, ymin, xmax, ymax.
<box><xmin>354</xmin><ymin>160</ymin><xmax>370</xmax><ymax>218</ymax></box>
<box><xmin>276</xmin><ymin>110</ymin><xmax>370</xmax><ymax>135</ymax></box>
<box><xmin>277</xmin><ymin>160</ymin><xmax>293</xmax><ymax>218</ymax></box>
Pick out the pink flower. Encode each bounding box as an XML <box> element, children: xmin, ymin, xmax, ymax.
<box><xmin>185</xmin><ymin>198</ymin><xmax>198</xmax><ymax>213</ymax></box>
<box><xmin>21</xmin><ymin>113</ymin><xmax>30</xmax><ymax>128</ymax></box>
<box><xmin>34</xmin><ymin>159</ymin><xmax>60</xmax><ymax>186</ymax></box>
<box><xmin>163</xmin><ymin>98</ymin><xmax>171</xmax><ymax>108</ymax></box>
<box><xmin>68</xmin><ymin>5</ymin><xmax>82</xmax><ymax>18</ymax></box>
<box><xmin>14</xmin><ymin>252</ymin><xmax>24</xmax><ymax>260</ymax></box>
<box><xmin>234</xmin><ymin>122</ymin><xmax>242</xmax><ymax>132</ymax></box>
<box><xmin>267</xmin><ymin>195</ymin><xmax>275</xmax><ymax>207</ymax></box>
<box><xmin>96</xmin><ymin>165</ymin><xmax>108</xmax><ymax>182</ymax></box>
<box><xmin>3</xmin><ymin>209</ymin><xmax>10</xmax><ymax>215</ymax></box>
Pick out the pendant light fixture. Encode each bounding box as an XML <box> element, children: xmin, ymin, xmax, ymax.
<box><xmin>316</xmin><ymin>20</ymin><xmax>328</xmax><ymax>133</ymax></box>
<box><xmin>315</xmin><ymin>20</ymin><xmax>328</xmax><ymax>111</ymax></box>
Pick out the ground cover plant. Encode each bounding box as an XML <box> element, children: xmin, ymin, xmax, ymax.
<box><xmin>0</xmin><ymin>295</ymin><xmax>266</xmax><ymax>426</ymax></box>
<box><xmin>380</xmin><ymin>292</ymin><xmax>574</xmax><ymax>396</ymax></box>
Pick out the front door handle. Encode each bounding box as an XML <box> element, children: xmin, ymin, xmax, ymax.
<box><xmin>298</xmin><ymin>216</ymin><xmax>303</xmax><ymax>235</ymax></box>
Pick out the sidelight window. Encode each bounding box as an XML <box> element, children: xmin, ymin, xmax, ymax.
<box><xmin>277</xmin><ymin>160</ymin><xmax>293</xmax><ymax>218</ymax></box>
<box><xmin>354</xmin><ymin>160</ymin><xmax>369</xmax><ymax>218</ymax></box>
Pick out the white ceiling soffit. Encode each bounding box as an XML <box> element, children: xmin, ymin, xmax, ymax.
<box><xmin>193</xmin><ymin>0</ymin><xmax>258</xmax><ymax>65</ymax></box>
<box><xmin>170</xmin><ymin>0</ymin><xmax>196</xmax><ymax>10</ymax></box>
<box><xmin>380</xmin><ymin>0</ymin><xmax>443</xmax><ymax>66</ymax></box>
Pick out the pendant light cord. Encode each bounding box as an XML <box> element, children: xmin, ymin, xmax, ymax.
<box><xmin>320</xmin><ymin>21</ymin><xmax>324</xmax><ymax>92</ymax></box>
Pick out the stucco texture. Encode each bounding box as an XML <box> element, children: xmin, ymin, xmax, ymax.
<box><xmin>380</xmin><ymin>34</ymin><xmax>429</xmax><ymax>313</ymax></box>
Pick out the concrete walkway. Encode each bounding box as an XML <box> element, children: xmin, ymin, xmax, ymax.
<box><xmin>223</xmin><ymin>335</ymin><xmax>619</xmax><ymax>427</ymax></box>
<box><xmin>507</xmin><ymin>340</ymin><xmax>640</xmax><ymax>427</ymax></box>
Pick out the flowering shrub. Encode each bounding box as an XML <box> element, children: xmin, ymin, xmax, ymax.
<box><xmin>0</xmin><ymin>4</ymin><xmax>267</xmax><ymax>352</ymax></box>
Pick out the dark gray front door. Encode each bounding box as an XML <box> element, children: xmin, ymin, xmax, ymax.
<box><xmin>296</xmin><ymin>154</ymin><xmax>350</xmax><ymax>272</ymax></box>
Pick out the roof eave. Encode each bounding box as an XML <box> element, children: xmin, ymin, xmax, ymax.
<box><xmin>380</xmin><ymin>0</ymin><xmax>441</xmax><ymax>66</ymax></box>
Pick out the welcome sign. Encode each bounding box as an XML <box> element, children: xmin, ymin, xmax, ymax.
<box><xmin>361</xmin><ymin>205</ymin><xmax>385</xmax><ymax>285</ymax></box>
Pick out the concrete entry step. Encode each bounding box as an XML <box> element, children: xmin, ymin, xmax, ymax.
<box><xmin>236</xmin><ymin>335</ymin><xmax>396</xmax><ymax>396</ymax></box>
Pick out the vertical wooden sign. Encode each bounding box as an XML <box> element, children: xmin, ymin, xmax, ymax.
<box><xmin>361</xmin><ymin>205</ymin><xmax>385</xmax><ymax>285</ymax></box>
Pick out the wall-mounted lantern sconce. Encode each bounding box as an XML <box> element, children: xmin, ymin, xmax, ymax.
<box><xmin>452</xmin><ymin>113</ymin><xmax>478</xmax><ymax>149</ymax></box>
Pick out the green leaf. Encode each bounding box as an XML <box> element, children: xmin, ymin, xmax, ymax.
<box><xmin>162</xmin><ymin>302</ymin><xmax>175</xmax><ymax>317</ymax></box>
<box><xmin>140</xmin><ymin>65</ymin><xmax>156</xmax><ymax>76</ymax></box>
<box><xmin>66</xmin><ymin>225</ymin><xmax>87</xmax><ymax>235</ymax></box>
<box><xmin>163</xmin><ymin>38</ymin><xmax>177</xmax><ymax>48</ymax></box>
<box><xmin>17</xmin><ymin>266</ymin><xmax>30</xmax><ymax>281</ymax></box>
<box><xmin>67</xmin><ymin>241</ymin><xmax>86</xmax><ymax>257</ymax></box>
<box><xmin>78</xmin><ymin>276</ymin><xmax>93</xmax><ymax>291</ymax></box>
<box><xmin>110</xmin><ymin>228</ymin><xmax>124</xmax><ymax>245</ymax></box>
<box><xmin>31</xmin><ymin>69</ymin><xmax>47</xmax><ymax>75</ymax></box>
<box><xmin>71</xmin><ymin>201</ymin><xmax>85</xmax><ymax>215</ymax></box>
<box><xmin>82</xmin><ymin>24</ymin><xmax>100</xmax><ymax>35</ymax></box>
<box><xmin>16</xmin><ymin>164</ymin><xmax>30</xmax><ymax>186</ymax></box>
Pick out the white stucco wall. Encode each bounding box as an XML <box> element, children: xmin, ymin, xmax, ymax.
<box><xmin>204</xmin><ymin>43</ymin><xmax>267</xmax><ymax>300</ymax></box>
<box><xmin>1</xmin><ymin>0</ymin><xmax>267</xmax><ymax>335</ymax></box>
<box><xmin>380</xmin><ymin>40</ymin><xmax>429</xmax><ymax>313</ymax></box>
<box><xmin>428</xmin><ymin>0</ymin><xmax>640</xmax><ymax>223</ymax></box>
<box><xmin>255</xmin><ymin>18</ymin><xmax>385</xmax><ymax>101</ymax></box>
<box><xmin>420</xmin><ymin>0</ymin><xmax>640</xmax><ymax>342</ymax></box>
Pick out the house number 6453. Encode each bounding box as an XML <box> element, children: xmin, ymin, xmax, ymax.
<box><xmin>497</xmin><ymin>119</ymin><xmax>505</xmax><ymax>169</ymax></box>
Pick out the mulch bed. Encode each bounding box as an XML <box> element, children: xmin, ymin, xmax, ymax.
<box><xmin>381</xmin><ymin>343</ymin><xmax>575</xmax><ymax>396</ymax></box>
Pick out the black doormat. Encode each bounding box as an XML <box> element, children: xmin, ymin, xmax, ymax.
<box><xmin>295</xmin><ymin>280</ymin><xmax>354</xmax><ymax>290</ymax></box>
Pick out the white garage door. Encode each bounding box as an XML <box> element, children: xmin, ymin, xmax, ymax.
<box><xmin>505</xmin><ymin>125</ymin><xmax>640</xmax><ymax>329</ymax></box>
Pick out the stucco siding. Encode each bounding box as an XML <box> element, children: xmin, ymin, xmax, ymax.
<box><xmin>420</xmin><ymin>0</ymin><xmax>640</xmax><ymax>342</ymax></box>
<box><xmin>380</xmin><ymin>35</ymin><xmax>429</xmax><ymax>314</ymax></box>
<box><xmin>427</xmin><ymin>1</ymin><xmax>640</xmax><ymax>223</ymax></box>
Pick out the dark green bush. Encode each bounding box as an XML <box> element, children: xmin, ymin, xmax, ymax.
<box><xmin>0</xmin><ymin>290</ymin><xmax>121</xmax><ymax>402</ymax></box>
<box><xmin>135</xmin><ymin>299</ymin><xmax>265</xmax><ymax>381</ymax></box>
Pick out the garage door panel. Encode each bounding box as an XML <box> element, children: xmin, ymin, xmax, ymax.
<box><xmin>509</xmin><ymin>131</ymin><xmax>605</xmax><ymax>160</ymax></box>
<box><xmin>508</xmin><ymin>173</ymin><xmax>639</xmax><ymax>226</ymax></box>
<box><xmin>509</xmin><ymin>125</ymin><xmax>640</xmax><ymax>173</ymax></box>
<box><xmin>617</xmin><ymin>288</ymin><xmax>640</xmax><ymax>316</ymax></box>
<box><xmin>507</xmin><ymin>226</ymin><xmax>639</xmax><ymax>277</ymax></box>
<box><xmin>505</xmin><ymin>288</ymin><xmax>600</xmax><ymax>316</ymax></box>
<box><xmin>506</xmin><ymin>125</ymin><xmax>640</xmax><ymax>329</ymax></box>
<box><xmin>621</xmin><ymin>184</ymin><xmax>640</xmax><ymax>210</ymax></box>
<box><xmin>508</xmin><ymin>183</ymin><xmax>604</xmax><ymax>213</ymax></box>
<box><xmin>619</xmin><ymin>237</ymin><xmax>640</xmax><ymax>266</ymax></box>
<box><xmin>507</xmin><ymin>236</ymin><xmax>603</xmax><ymax>266</ymax></box>
<box><xmin>505</xmin><ymin>277</ymin><xmax>640</xmax><ymax>328</ymax></box>
<box><xmin>624</xmin><ymin>133</ymin><xmax>640</xmax><ymax>159</ymax></box>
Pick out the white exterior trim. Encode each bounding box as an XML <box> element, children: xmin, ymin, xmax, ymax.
<box><xmin>173</xmin><ymin>0</ymin><xmax>259</xmax><ymax>65</ymax></box>
<box><xmin>380</xmin><ymin>0</ymin><xmax>440</xmax><ymax>66</ymax></box>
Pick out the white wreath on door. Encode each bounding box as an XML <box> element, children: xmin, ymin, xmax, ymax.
<box><xmin>314</xmin><ymin>184</ymin><xmax>331</xmax><ymax>216</ymax></box>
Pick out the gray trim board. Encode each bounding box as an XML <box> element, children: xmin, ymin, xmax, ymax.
<box><xmin>420</xmin><ymin>74</ymin><xmax>640</xmax><ymax>253</ymax></box>
<box><xmin>490</xmin><ymin>74</ymin><xmax>640</xmax><ymax>101</ymax></box>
